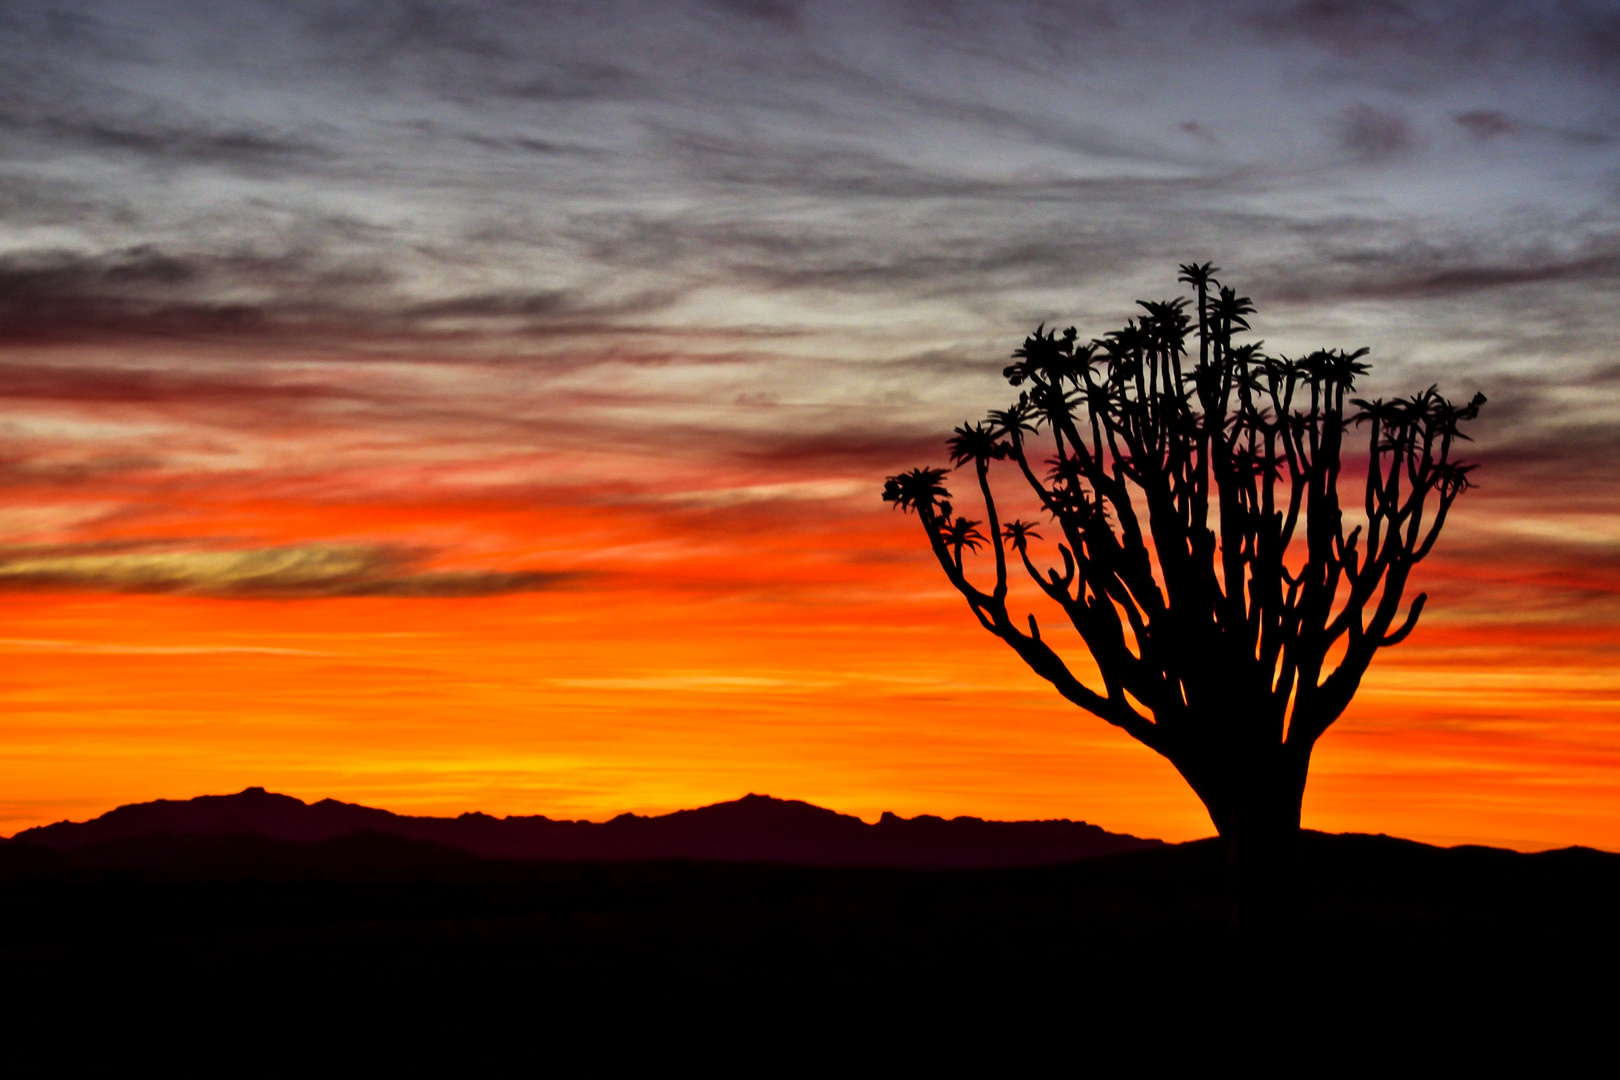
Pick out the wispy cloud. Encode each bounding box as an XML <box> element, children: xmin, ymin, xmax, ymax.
<box><xmin>0</xmin><ymin>0</ymin><xmax>1616</xmax><ymax>595</ymax></box>
<box><xmin>0</xmin><ymin>542</ymin><xmax>575</xmax><ymax>598</ymax></box>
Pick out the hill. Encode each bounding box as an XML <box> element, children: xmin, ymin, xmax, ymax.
<box><xmin>0</xmin><ymin>811</ymin><xmax>1613</xmax><ymax>1065</ymax></box>
<box><xmin>8</xmin><ymin>786</ymin><xmax>1161</xmax><ymax>868</ymax></box>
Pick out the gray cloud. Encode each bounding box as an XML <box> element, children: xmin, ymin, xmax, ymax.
<box><xmin>0</xmin><ymin>246</ymin><xmax>339</xmax><ymax>344</ymax></box>
<box><xmin>0</xmin><ymin>243</ymin><xmax>691</xmax><ymax>347</ymax></box>
<box><xmin>0</xmin><ymin>110</ymin><xmax>329</xmax><ymax>172</ymax></box>
<box><xmin>0</xmin><ymin>0</ymin><xmax>1617</xmax><ymax>575</ymax></box>
<box><xmin>4</xmin><ymin>0</ymin><xmax>1615</xmax><ymax>338</ymax></box>
<box><xmin>1236</xmin><ymin>220</ymin><xmax>1620</xmax><ymax>310</ymax></box>
<box><xmin>1454</xmin><ymin>109</ymin><xmax>1515</xmax><ymax>139</ymax></box>
<box><xmin>0</xmin><ymin>173</ymin><xmax>135</xmax><ymax>227</ymax></box>
<box><xmin>1263</xmin><ymin>250</ymin><xmax>1620</xmax><ymax>304</ymax></box>
<box><xmin>1337</xmin><ymin>103</ymin><xmax>1415</xmax><ymax>161</ymax></box>
<box><xmin>1256</xmin><ymin>0</ymin><xmax>1620</xmax><ymax>78</ymax></box>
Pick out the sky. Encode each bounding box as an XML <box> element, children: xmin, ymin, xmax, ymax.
<box><xmin>1</xmin><ymin>0</ymin><xmax>1617</xmax><ymax>849</ymax></box>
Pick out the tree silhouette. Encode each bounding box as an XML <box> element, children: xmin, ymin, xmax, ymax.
<box><xmin>884</xmin><ymin>264</ymin><xmax>1484</xmax><ymax>878</ymax></box>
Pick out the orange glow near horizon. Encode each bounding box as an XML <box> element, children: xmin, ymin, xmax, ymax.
<box><xmin>3</xmin><ymin>476</ymin><xmax>1616</xmax><ymax>852</ymax></box>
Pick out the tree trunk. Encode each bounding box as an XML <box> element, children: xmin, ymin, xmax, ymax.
<box><xmin>1197</xmin><ymin>742</ymin><xmax>1313</xmax><ymax>937</ymax></box>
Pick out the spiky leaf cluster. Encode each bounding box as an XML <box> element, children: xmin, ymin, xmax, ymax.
<box><xmin>884</xmin><ymin>264</ymin><xmax>1484</xmax><ymax>815</ymax></box>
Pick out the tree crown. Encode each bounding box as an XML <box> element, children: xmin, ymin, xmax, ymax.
<box><xmin>884</xmin><ymin>264</ymin><xmax>1484</xmax><ymax>777</ymax></box>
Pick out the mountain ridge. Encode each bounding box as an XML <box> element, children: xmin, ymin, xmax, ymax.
<box><xmin>8</xmin><ymin>787</ymin><xmax>1164</xmax><ymax>869</ymax></box>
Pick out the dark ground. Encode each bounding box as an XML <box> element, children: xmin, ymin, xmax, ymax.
<box><xmin>1</xmin><ymin>831</ymin><xmax>1615</xmax><ymax>1068</ymax></box>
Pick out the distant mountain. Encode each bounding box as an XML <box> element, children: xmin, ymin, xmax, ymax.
<box><xmin>9</xmin><ymin>787</ymin><xmax>1162</xmax><ymax>868</ymax></box>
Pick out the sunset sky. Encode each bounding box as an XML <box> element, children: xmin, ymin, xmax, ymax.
<box><xmin>2</xmin><ymin>0</ymin><xmax>1617</xmax><ymax>849</ymax></box>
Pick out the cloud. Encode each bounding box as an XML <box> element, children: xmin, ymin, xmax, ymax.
<box><xmin>1337</xmin><ymin>103</ymin><xmax>1415</xmax><ymax>161</ymax></box>
<box><xmin>1470</xmin><ymin>420</ymin><xmax>1620</xmax><ymax>500</ymax></box>
<box><xmin>727</xmin><ymin>428</ymin><xmax>952</xmax><ymax>472</ymax></box>
<box><xmin>456</xmin><ymin>132</ymin><xmax>601</xmax><ymax>156</ymax></box>
<box><xmin>0</xmin><ymin>543</ymin><xmax>575</xmax><ymax>598</ymax></box>
<box><xmin>1256</xmin><ymin>0</ymin><xmax>1620</xmax><ymax>80</ymax></box>
<box><xmin>0</xmin><ymin>0</ymin><xmax>1616</xmax><ymax>589</ymax></box>
<box><xmin>494</xmin><ymin>63</ymin><xmax>640</xmax><ymax>103</ymax></box>
<box><xmin>4</xmin><ymin>0</ymin><xmax>1614</xmax><ymax>358</ymax></box>
<box><xmin>0</xmin><ymin>244</ymin><xmax>372</xmax><ymax>345</ymax></box>
<box><xmin>1454</xmin><ymin>109</ymin><xmax>1515</xmax><ymax>139</ymax></box>
<box><xmin>0</xmin><ymin>111</ymin><xmax>329</xmax><ymax>172</ymax></box>
<box><xmin>0</xmin><ymin>243</ymin><xmax>694</xmax><ymax>347</ymax></box>
<box><xmin>1263</xmin><ymin>0</ymin><xmax>1430</xmax><ymax>50</ymax></box>
<box><xmin>0</xmin><ymin>359</ymin><xmax>346</xmax><ymax>408</ymax></box>
<box><xmin>1421</xmin><ymin>519</ymin><xmax>1620</xmax><ymax>625</ymax></box>
<box><xmin>1319</xmin><ymin>254</ymin><xmax>1620</xmax><ymax>301</ymax></box>
<box><xmin>402</xmin><ymin>288</ymin><xmax>686</xmax><ymax>333</ymax></box>
<box><xmin>1250</xmin><ymin>228</ymin><xmax>1620</xmax><ymax>305</ymax></box>
<box><xmin>0</xmin><ymin>173</ymin><xmax>132</xmax><ymax>227</ymax></box>
<box><xmin>705</xmin><ymin>0</ymin><xmax>806</xmax><ymax>26</ymax></box>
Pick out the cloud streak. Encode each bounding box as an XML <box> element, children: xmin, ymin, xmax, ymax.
<box><xmin>0</xmin><ymin>543</ymin><xmax>574</xmax><ymax>598</ymax></box>
<box><xmin>0</xmin><ymin>0</ymin><xmax>1617</xmax><ymax>603</ymax></box>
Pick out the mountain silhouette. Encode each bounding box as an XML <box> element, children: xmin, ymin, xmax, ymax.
<box><xmin>2</xmin><ymin>793</ymin><xmax>1615</xmax><ymax>1068</ymax></box>
<box><xmin>9</xmin><ymin>787</ymin><xmax>1161</xmax><ymax>868</ymax></box>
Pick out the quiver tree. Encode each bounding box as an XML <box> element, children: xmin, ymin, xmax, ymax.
<box><xmin>883</xmin><ymin>264</ymin><xmax>1484</xmax><ymax>873</ymax></box>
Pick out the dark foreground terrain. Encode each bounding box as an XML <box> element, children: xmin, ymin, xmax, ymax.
<box><xmin>1</xmin><ymin>822</ymin><xmax>1616</xmax><ymax>1067</ymax></box>
<box><xmin>10</xmin><ymin>786</ymin><xmax>1163</xmax><ymax>866</ymax></box>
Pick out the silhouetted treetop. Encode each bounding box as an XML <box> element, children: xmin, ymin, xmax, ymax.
<box><xmin>884</xmin><ymin>263</ymin><xmax>1484</xmax><ymax>873</ymax></box>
